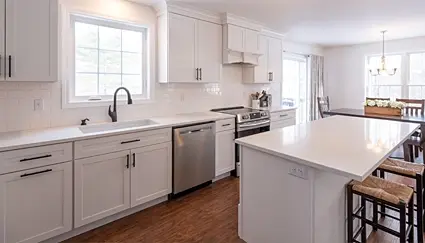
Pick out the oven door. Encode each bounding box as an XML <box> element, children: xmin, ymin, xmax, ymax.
<box><xmin>234</xmin><ymin>119</ymin><xmax>270</xmax><ymax>177</ymax></box>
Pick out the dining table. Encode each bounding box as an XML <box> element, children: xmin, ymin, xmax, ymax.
<box><xmin>324</xmin><ymin>108</ymin><xmax>425</xmax><ymax>161</ymax></box>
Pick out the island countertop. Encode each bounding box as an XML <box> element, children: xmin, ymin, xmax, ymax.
<box><xmin>235</xmin><ymin>115</ymin><xmax>419</xmax><ymax>181</ymax></box>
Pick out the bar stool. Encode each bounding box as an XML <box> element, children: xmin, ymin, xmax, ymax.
<box><xmin>347</xmin><ymin>176</ymin><xmax>414</xmax><ymax>243</ymax></box>
<box><xmin>376</xmin><ymin>158</ymin><xmax>425</xmax><ymax>243</ymax></box>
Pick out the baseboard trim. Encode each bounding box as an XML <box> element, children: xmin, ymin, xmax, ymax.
<box><xmin>213</xmin><ymin>172</ymin><xmax>231</xmax><ymax>182</ymax></box>
<box><xmin>42</xmin><ymin>196</ymin><xmax>168</xmax><ymax>243</ymax></box>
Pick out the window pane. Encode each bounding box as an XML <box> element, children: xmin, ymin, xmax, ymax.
<box><xmin>99</xmin><ymin>74</ymin><xmax>122</xmax><ymax>95</ymax></box>
<box><xmin>409</xmin><ymin>86</ymin><xmax>422</xmax><ymax>99</ymax></box>
<box><xmin>123</xmin><ymin>75</ymin><xmax>143</xmax><ymax>94</ymax></box>
<box><xmin>409</xmin><ymin>53</ymin><xmax>425</xmax><ymax>84</ymax></box>
<box><xmin>75</xmin><ymin>22</ymin><xmax>98</xmax><ymax>48</ymax></box>
<box><xmin>76</xmin><ymin>48</ymin><xmax>98</xmax><ymax>72</ymax></box>
<box><xmin>122</xmin><ymin>53</ymin><xmax>141</xmax><ymax>74</ymax></box>
<box><xmin>75</xmin><ymin>74</ymin><xmax>98</xmax><ymax>96</ymax></box>
<box><xmin>99</xmin><ymin>50</ymin><xmax>121</xmax><ymax>73</ymax></box>
<box><xmin>99</xmin><ymin>26</ymin><xmax>121</xmax><ymax>51</ymax></box>
<box><xmin>122</xmin><ymin>30</ymin><xmax>142</xmax><ymax>53</ymax></box>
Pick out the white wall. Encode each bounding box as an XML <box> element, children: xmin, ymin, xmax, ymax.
<box><xmin>0</xmin><ymin>0</ymin><xmax>322</xmax><ymax>133</ymax></box>
<box><xmin>324</xmin><ymin>36</ymin><xmax>425</xmax><ymax>109</ymax></box>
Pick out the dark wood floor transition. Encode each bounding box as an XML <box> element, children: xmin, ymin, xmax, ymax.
<box><xmin>65</xmin><ymin>176</ymin><xmax>425</xmax><ymax>243</ymax></box>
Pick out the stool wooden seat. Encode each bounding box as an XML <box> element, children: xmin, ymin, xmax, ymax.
<box><xmin>376</xmin><ymin>158</ymin><xmax>425</xmax><ymax>243</ymax></box>
<box><xmin>347</xmin><ymin>176</ymin><xmax>414</xmax><ymax>243</ymax></box>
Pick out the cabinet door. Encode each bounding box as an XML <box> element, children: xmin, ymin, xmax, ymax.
<box><xmin>271</xmin><ymin>119</ymin><xmax>296</xmax><ymax>130</ymax></box>
<box><xmin>0</xmin><ymin>162</ymin><xmax>72</xmax><ymax>243</ymax></box>
<box><xmin>168</xmin><ymin>13</ymin><xmax>197</xmax><ymax>83</ymax></box>
<box><xmin>130</xmin><ymin>142</ymin><xmax>172</xmax><ymax>207</ymax></box>
<box><xmin>0</xmin><ymin>0</ymin><xmax>4</xmax><ymax>81</ymax></box>
<box><xmin>215</xmin><ymin>130</ymin><xmax>235</xmax><ymax>176</ymax></box>
<box><xmin>254</xmin><ymin>35</ymin><xmax>269</xmax><ymax>83</ymax></box>
<box><xmin>5</xmin><ymin>0</ymin><xmax>58</xmax><ymax>82</ymax></box>
<box><xmin>268</xmin><ymin>37</ymin><xmax>283</xmax><ymax>83</ymax></box>
<box><xmin>74</xmin><ymin>151</ymin><xmax>130</xmax><ymax>227</ymax></box>
<box><xmin>244</xmin><ymin>29</ymin><xmax>260</xmax><ymax>54</ymax></box>
<box><xmin>197</xmin><ymin>20</ymin><xmax>222</xmax><ymax>83</ymax></box>
<box><xmin>227</xmin><ymin>25</ymin><xmax>244</xmax><ymax>52</ymax></box>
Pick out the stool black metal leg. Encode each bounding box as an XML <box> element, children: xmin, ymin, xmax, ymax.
<box><xmin>417</xmin><ymin>174</ymin><xmax>424</xmax><ymax>242</ymax></box>
<box><xmin>380</xmin><ymin>171</ymin><xmax>386</xmax><ymax>217</ymax></box>
<box><xmin>400</xmin><ymin>205</ymin><xmax>407</xmax><ymax>243</ymax></box>
<box><xmin>347</xmin><ymin>186</ymin><xmax>353</xmax><ymax>243</ymax></box>
<box><xmin>408</xmin><ymin>197</ymin><xmax>414</xmax><ymax>243</ymax></box>
<box><xmin>372</xmin><ymin>170</ymin><xmax>378</xmax><ymax>231</ymax></box>
<box><xmin>361</xmin><ymin>197</ymin><xmax>367</xmax><ymax>242</ymax></box>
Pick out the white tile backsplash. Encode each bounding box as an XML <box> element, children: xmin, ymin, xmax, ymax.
<box><xmin>0</xmin><ymin>65</ymin><xmax>279</xmax><ymax>132</ymax></box>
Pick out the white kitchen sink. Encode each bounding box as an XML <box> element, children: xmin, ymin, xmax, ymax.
<box><xmin>79</xmin><ymin>119</ymin><xmax>158</xmax><ymax>134</ymax></box>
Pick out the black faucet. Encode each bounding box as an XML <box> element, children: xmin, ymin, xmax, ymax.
<box><xmin>108</xmin><ymin>87</ymin><xmax>133</xmax><ymax>122</ymax></box>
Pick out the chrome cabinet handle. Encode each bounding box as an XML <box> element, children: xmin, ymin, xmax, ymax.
<box><xmin>280</xmin><ymin>114</ymin><xmax>288</xmax><ymax>118</ymax></box>
<box><xmin>121</xmin><ymin>139</ymin><xmax>141</xmax><ymax>144</ymax></box>
<box><xmin>196</xmin><ymin>68</ymin><xmax>199</xmax><ymax>80</ymax></box>
<box><xmin>200</xmin><ymin>68</ymin><xmax>202</xmax><ymax>81</ymax></box>
<box><xmin>126</xmin><ymin>154</ymin><xmax>130</xmax><ymax>169</ymax></box>
<box><xmin>268</xmin><ymin>72</ymin><xmax>274</xmax><ymax>81</ymax></box>
<box><xmin>222</xmin><ymin>124</ymin><xmax>231</xmax><ymax>127</ymax></box>
<box><xmin>132</xmin><ymin>153</ymin><xmax>136</xmax><ymax>167</ymax></box>
<box><xmin>21</xmin><ymin>169</ymin><xmax>52</xmax><ymax>178</ymax></box>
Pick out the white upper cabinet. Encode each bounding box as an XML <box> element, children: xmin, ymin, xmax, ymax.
<box><xmin>226</xmin><ymin>25</ymin><xmax>245</xmax><ymax>52</ymax></box>
<box><xmin>244</xmin><ymin>29</ymin><xmax>260</xmax><ymax>54</ymax></box>
<box><xmin>243</xmin><ymin>36</ymin><xmax>283</xmax><ymax>84</ymax></box>
<box><xmin>0</xmin><ymin>0</ymin><xmax>4</xmax><ymax>81</ymax></box>
<box><xmin>197</xmin><ymin>20</ymin><xmax>222</xmax><ymax>83</ymax></box>
<box><xmin>158</xmin><ymin>12</ymin><xmax>222</xmax><ymax>83</ymax></box>
<box><xmin>4</xmin><ymin>0</ymin><xmax>59</xmax><ymax>82</ymax></box>
<box><xmin>168</xmin><ymin>13</ymin><xmax>197</xmax><ymax>83</ymax></box>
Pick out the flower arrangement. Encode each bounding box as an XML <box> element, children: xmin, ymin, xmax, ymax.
<box><xmin>364</xmin><ymin>99</ymin><xmax>405</xmax><ymax>110</ymax></box>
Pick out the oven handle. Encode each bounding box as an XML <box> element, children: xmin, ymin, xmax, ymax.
<box><xmin>239</xmin><ymin>120</ymin><xmax>270</xmax><ymax>128</ymax></box>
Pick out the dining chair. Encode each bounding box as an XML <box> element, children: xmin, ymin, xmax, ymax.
<box><xmin>317</xmin><ymin>96</ymin><xmax>330</xmax><ymax>118</ymax></box>
<box><xmin>396</xmin><ymin>99</ymin><xmax>425</xmax><ymax>162</ymax></box>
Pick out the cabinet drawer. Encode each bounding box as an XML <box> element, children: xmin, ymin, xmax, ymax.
<box><xmin>215</xmin><ymin>119</ymin><xmax>235</xmax><ymax>132</ymax></box>
<box><xmin>75</xmin><ymin>128</ymin><xmax>172</xmax><ymax>159</ymax></box>
<box><xmin>271</xmin><ymin>110</ymin><xmax>296</xmax><ymax>122</ymax></box>
<box><xmin>0</xmin><ymin>143</ymin><xmax>72</xmax><ymax>175</ymax></box>
<box><xmin>270</xmin><ymin>119</ymin><xmax>296</xmax><ymax>130</ymax></box>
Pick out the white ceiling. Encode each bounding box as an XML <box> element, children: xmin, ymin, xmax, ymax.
<box><xmin>150</xmin><ymin>0</ymin><xmax>425</xmax><ymax>47</ymax></box>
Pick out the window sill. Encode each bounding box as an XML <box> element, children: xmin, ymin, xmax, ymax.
<box><xmin>62</xmin><ymin>98</ymin><xmax>155</xmax><ymax>109</ymax></box>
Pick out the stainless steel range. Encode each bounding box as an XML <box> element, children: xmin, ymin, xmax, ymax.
<box><xmin>211</xmin><ymin>106</ymin><xmax>271</xmax><ymax>177</ymax></box>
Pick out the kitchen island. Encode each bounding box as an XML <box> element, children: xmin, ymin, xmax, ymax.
<box><xmin>235</xmin><ymin>115</ymin><xmax>419</xmax><ymax>243</ymax></box>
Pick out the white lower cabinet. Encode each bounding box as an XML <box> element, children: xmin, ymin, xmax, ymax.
<box><xmin>130</xmin><ymin>142</ymin><xmax>172</xmax><ymax>207</ymax></box>
<box><xmin>270</xmin><ymin>119</ymin><xmax>296</xmax><ymax>130</ymax></box>
<box><xmin>215</xmin><ymin>129</ymin><xmax>235</xmax><ymax>177</ymax></box>
<box><xmin>74</xmin><ymin>151</ymin><xmax>131</xmax><ymax>228</ymax></box>
<box><xmin>0</xmin><ymin>162</ymin><xmax>72</xmax><ymax>243</ymax></box>
<box><xmin>74</xmin><ymin>142</ymin><xmax>172</xmax><ymax>227</ymax></box>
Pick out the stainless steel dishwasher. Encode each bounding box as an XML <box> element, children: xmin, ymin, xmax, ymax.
<box><xmin>173</xmin><ymin>122</ymin><xmax>215</xmax><ymax>194</ymax></box>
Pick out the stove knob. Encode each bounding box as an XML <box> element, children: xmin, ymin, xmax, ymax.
<box><xmin>242</xmin><ymin>115</ymin><xmax>250</xmax><ymax>120</ymax></box>
<box><xmin>261</xmin><ymin>112</ymin><xmax>268</xmax><ymax>117</ymax></box>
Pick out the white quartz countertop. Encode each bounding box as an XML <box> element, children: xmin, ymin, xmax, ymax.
<box><xmin>0</xmin><ymin>111</ymin><xmax>234</xmax><ymax>152</ymax></box>
<box><xmin>260</xmin><ymin>105</ymin><xmax>297</xmax><ymax>113</ymax></box>
<box><xmin>235</xmin><ymin>115</ymin><xmax>419</xmax><ymax>181</ymax></box>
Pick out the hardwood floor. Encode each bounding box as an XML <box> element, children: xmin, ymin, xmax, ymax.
<box><xmin>64</xmin><ymin>174</ymin><xmax>424</xmax><ymax>243</ymax></box>
<box><xmin>65</xmin><ymin>177</ymin><xmax>244</xmax><ymax>243</ymax></box>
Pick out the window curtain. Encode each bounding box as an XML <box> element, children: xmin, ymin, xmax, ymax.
<box><xmin>309</xmin><ymin>55</ymin><xmax>325</xmax><ymax>121</ymax></box>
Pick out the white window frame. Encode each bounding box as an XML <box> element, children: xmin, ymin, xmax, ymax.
<box><xmin>365</xmin><ymin>51</ymin><xmax>425</xmax><ymax>99</ymax></box>
<box><xmin>62</xmin><ymin>13</ymin><xmax>152</xmax><ymax>109</ymax></box>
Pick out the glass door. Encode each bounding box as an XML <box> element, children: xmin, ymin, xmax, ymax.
<box><xmin>282</xmin><ymin>55</ymin><xmax>309</xmax><ymax>124</ymax></box>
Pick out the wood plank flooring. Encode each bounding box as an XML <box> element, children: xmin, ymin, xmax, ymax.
<box><xmin>64</xmin><ymin>175</ymin><xmax>424</xmax><ymax>243</ymax></box>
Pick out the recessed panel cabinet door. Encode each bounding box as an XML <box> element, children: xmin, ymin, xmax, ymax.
<box><xmin>197</xmin><ymin>20</ymin><xmax>222</xmax><ymax>83</ymax></box>
<box><xmin>215</xmin><ymin>130</ymin><xmax>235</xmax><ymax>176</ymax></box>
<box><xmin>130</xmin><ymin>142</ymin><xmax>172</xmax><ymax>207</ymax></box>
<box><xmin>168</xmin><ymin>13</ymin><xmax>197</xmax><ymax>83</ymax></box>
<box><xmin>0</xmin><ymin>0</ymin><xmax>4</xmax><ymax>81</ymax></box>
<box><xmin>74</xmin><ymin>151</ymin><xmax>130</xmax><ymax>228</ymax></box>
<box><xmin>268</xmin><ymin>37</ymin><xmax>283</xmax><ymax>83</ymax></box>
<box><xmin>5</xmin><ymin>0</ymin><xmax>58</xmax><ymax>81</ymax></box>
<box><xmin>0</xmin><ymin>162</ymin><xmax>72</xmax><ymax>243</ymax></box>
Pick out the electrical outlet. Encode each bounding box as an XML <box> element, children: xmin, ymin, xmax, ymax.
<box><xmin>34</xmin><ymin>99</ymin><xmax>44</xmax><ymax>111</ymax></box>
<box><xmin>289</xmin><ymin>166</ymin><xmax>308</xmax><ymax>180</ymax></box>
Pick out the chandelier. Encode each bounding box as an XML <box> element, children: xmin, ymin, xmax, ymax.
<box><xmin>369</xmin><ymin>31</ymin><xmax>397</xmax><ymax>76</ymax></box>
